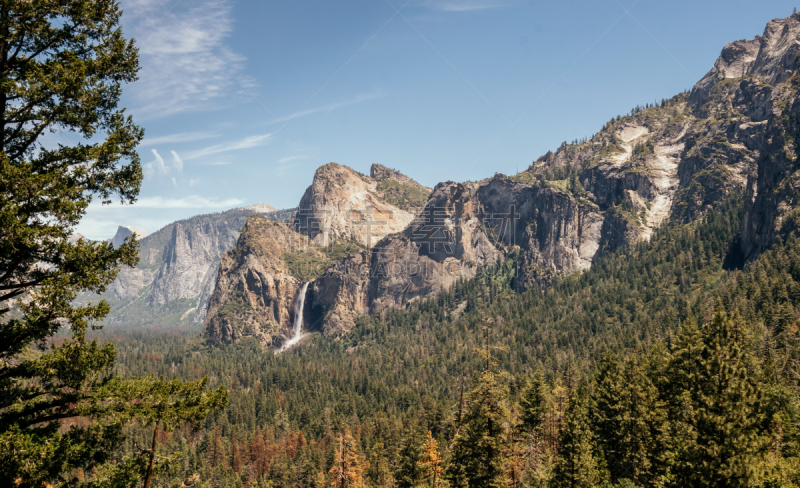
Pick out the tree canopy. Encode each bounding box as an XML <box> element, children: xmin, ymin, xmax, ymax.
<box><xmin>0</xmin><ymin>2</ymin><xmax>227</xmax><ymax>486</ymax></box>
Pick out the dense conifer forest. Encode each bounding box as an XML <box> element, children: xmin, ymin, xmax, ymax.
<box><xmin>91</xmin><ymin>194</ymin><xmax>800</xmax><ymax>487</ymax></box>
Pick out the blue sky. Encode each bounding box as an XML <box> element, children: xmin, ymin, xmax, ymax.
<box><xmin>76</xmin><ymin>0</ymin><xmax>798</xmax><ymax>239</ymax></box>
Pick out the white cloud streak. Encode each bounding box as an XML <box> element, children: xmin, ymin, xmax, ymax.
<box><xmin>139</xmin><ymin>131</ymin><xmax>218</xmax><ymax>146</ymax></box>
<box><xmin>270</xmin><ymin>90</ymin><xmax>384</xmax><ymax>124</ymax></box>
<box><xmin>143</xmin><ymin>149</ymin><xmax>185</xmax><ymax>178</ymax></box>
<box><xmin>425</xmin><ymin>0</ymin><xmax>510</xmax><ymax>11</ymax></box>
<box><xmin>142</xmin><ymin>149</ymin><xmax>167</xmax><ymax>178</ymax></box>
<box><xmin>277</xmin><ymin>155</ymin><xmax>307</xmax><ymax>164</ymax></box>
<box><xmin>183</xmin><ymin>133</ymin><xmax>273</xmax><ymax>160</ymax></box>
<box><xmin>122</xmin><ymin>0</ymin><xmax>252</xmax><ymax>119</ymax></box>
<box><xmin>133</xmin><ymin>195</ymin><xmax>244</xmax><ymax>209</ymax></box>
<box><xmin>171</xmin><ymin>151</ymin><xmax>184</xmax><ymax>172</ymax></box>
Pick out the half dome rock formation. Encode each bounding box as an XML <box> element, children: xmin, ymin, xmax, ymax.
<box><xmin>111</xmin><ymin>225</ymin><xmax>149</xmax><ymax>248</ymax></box>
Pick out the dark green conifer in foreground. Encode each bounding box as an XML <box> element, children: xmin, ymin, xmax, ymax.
<box><xmin>447</xmin><ymin>328</ymin><xmax>513</xmax><ymax>488</ymax></box>
<box><xmin>0</xmin><ymin>1</ymin><xmax>227</xmax><ymax>486</ymax></box>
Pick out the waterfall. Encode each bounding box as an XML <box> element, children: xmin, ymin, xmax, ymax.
<box><xmin>280</xmin><ymin>282</ymin><xmax>309</xmax><ymax>352</ymax></box>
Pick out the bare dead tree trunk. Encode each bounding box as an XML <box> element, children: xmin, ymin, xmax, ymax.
<box><xmin>143</xmin><ymin>422</ymin><xmax>159</xmax><ymax>488</ymax></box>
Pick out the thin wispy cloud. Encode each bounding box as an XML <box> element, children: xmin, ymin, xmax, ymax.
<box><xmin>143</xmin><ymin>149</ymin><xmax>167</xmax><ymax>177</ymax></box>
<box><xmin>183</xmin><ymin>133</ymin><xmax>274</xmax><ymax>160</ymax></box>
<box><xmin>171</xmin><ymin>151</ymin><xmax>184</xmax><ymax>172</ymax></box>
<box><xmin>133</xmin><ymin>195</ymin><xmax>244</xmax><ymax>209</ymax></box>
<box><xmin>143</xmin><ymin>148</ymin><xmax>184</xmax><ymax>178</ymax></box>
<box><xmin>276</xmin><ymin>155</ymin><xmax>307</xmax><ymax>177</ymax></box>
<box><xmin>277</xmin><ymin>155</ymin><xmax>307</xmax><ymax>164</ymax></box>
<box><xmin>122</xmin><ymin>0</ymin><xmax>253</xmax><ymax>119</ymax></box>
<box><xmin>271</xmin><ymin>90</ymin><xmax>384</xmax><ymax>125</ymax></box>
<box><xmin>425</xmin><ymin>0</ymin><xmax>510</xmax><ymax>11</ymax></box>
<box><xmin>139</xmin><ymin>131</ymin><xmax>218</xmax><ymax>147</ymax></box>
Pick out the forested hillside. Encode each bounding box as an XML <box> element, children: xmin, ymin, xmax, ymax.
<box><xmin>66</xmin><ymin>10</ymin><xmax>800</xmax><ymax>487</ymax></box>
<box><xmin>94</xmin><ymin>193</ymin><xmax>800</xmax><ymax>487</ymax></box>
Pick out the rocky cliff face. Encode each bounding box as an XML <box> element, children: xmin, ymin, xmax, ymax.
<box><xmin>711</xmin><ymin>14</ymin><xmax>800</xmax><ymax>259</ymax></box>
<box><xmin>204</xmin><ymin>13</ymin><xmax>800</xmax><ymax>348</ymax></box>
<box><xmin>476</xmin><ymin>176</ymin><xmax>604</xmax><ymax>288</ymax></box>
<box><xmin>99</xmin><ymin>205</ymin><xmax>281</xmax><ymax>328</ymax></box>
<box><xmin>366</xmin><ymin>181</ymin><xmax>499</xmax><ymax>315</ymax></box>
<box><xmin>203</xmin><ymin>217</ymin><xmax>310</xmax><ymax>346</ymax></box>
<box><xmin>204</xmin><ymin>166</ymin><xmax>439</xmax><ymax>345</ymax></box>
<box><xmin>148</xmin><ymin>215</ymin><xmax>247</xmax><ymax>308</ymax></box>
<box><xmin>294</xmin><ymin>163</ymin><xmax>420</xmax><ymax>248</ymax></box>
<box><xmin>111</xmin><ymin>225</ymin><xmax>150</xmax><ymax>248</ymax></box>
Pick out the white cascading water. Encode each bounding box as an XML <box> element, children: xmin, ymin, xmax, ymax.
<box><xmin>280</xmin><ymin>282</ymin><xmax>309</xmax><ymax>352</ymax></box>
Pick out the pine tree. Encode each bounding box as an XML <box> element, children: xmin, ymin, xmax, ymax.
<box><xmin>0</xmin><ymin>1</ymin><xmax>227</xmax><ymax>485</ymax></box>
<box><xmin>670</xmin><ymin>310</ymin><xmax>769</xmax><ymax>486</ymax></box>
<box><xmin>208</xmin><ymin>426</ymin><xmax>227</xmax><ymax>469</ymax></box>
<box><xmin>419</xmin><ymin>430</ymin><xmax>444</xmax><ymax>487</ymax></box>
<box><xmin>132</xmin><ymin>376</ymin><xmax>228</xmax><ymax>488</ymax></box>
<box><xmin>329</xmin><ymin>426</ymin><xmax>367</xmax><ymax>488</ymax></box>
<box><xmin>552</xmin><ymin>385</ymin><xmax>608</xmax><ymax>488</ymax></box>
<box><xmin>396</xmin><ymin>430</ymin><xmax>425</xmax><ymax>488</ymax></box>
<box><xmin>368</xmin><ymin>440</ymin><xmax>394</xmax><ymax>488</ymax></box>
<box><xmin>446</xmin><ymin>327</ymin><xmax>513</xmax><ymax>488</ymax></box>
<box><xmin>232</xmin><ymin>436</ymin><xmax>243</xmax><ymax>474</ymax></box>
<box><xmin>593</xmin><ymin>353</ymin><xmax>668</xmax><ymax>486</ymax></box>
<box><xmin>519</xmin><ymin>369</ymin><xmax>549</xmax><ymax>437</ymax></box>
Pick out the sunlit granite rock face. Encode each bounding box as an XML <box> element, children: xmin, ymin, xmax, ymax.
<box><xmin>202</xmin><ymin>13</ymin><xmax>800</xmax><ymax>344</ymax></box>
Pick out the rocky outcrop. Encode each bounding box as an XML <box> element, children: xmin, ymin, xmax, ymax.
<box><xmin>99</xmin><ymin>204</ymin><xmax>281</xmax><ymax>327</ymax></box>
<box><xmin>686</xmin><ymin>13</ymin><xmax>800</xmax><ymax>259</ymax></box>
<box><xmin>111</xmin><ymin>225</ymin><xmax>149</xmax><ymax>248</ymax></box>
<box><xmin>294</xmin><ymin>163</ymin><xmax>417</xmax><ymax>248</ymax></box>
<box><xmin>148</xmin><ymin>214</ymin><xmax>248</xmax><ymax>308</ymax></box>
<box><xmin>477</xmin><ymin>176</ymin><xmax>604</xmax><ymax>288</ymax></box>
<box><xmin>367</xmin><ymin>181</ymin><xmax>500</xmax><ymax>315</ymax></box>
<box><xmin>692</xmin><ymin>14</ymin><xmax>800</xmax><ymax>108</ymax></box>
<box><xmin>203</xmin><ymin>217</ymin><xmax>311</xmax><ymax>346</ymax></box>
<box><xmin>740</xmin><ymin>80</ymin><xmax>800</xmax><ymax>258</ymax></box>
<box><xmin>244</xmin><ymin>203</ymin><xmax>278</xmax><ymax>213</ymax></box>
<box><xmin>370</xmin><ymin>164</ymin><xmax>432</xmax><ymax>211</ymax></box>
<box><xmin>308</xmin><ymin>251</ymin><xmax>372</xmax><ymax>336</ymax></box>
<box><xmin>204</xmin><ymin>179</ymin><xmax>500</xmax><ymax>345</ymax></box>
<box><xmin>106</xmin><ymin>267</ymin><xmax>153</xmax><ymax>301</ymax></box>
<box><xmin>203</xmin><ymin>13</ymin><xmax>800</xmax><ymax>347</ymax></box>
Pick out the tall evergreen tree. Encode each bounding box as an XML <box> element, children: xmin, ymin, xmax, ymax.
<box><xmin>329</xmin><ymin>426</ymin><xmax>367</xmax><ymax>488</ymax></box>
<box><xmin>419</xmin><ymin>430</ymin><xmax>444</xmax><ymax>488</ymax></box>
<box><xmin>446</xmin><ymin>328</ymin><xmax>512</xmax><ymax>488</ymax></box>
<box><xmin>670</xmin><ymin>310</ymin><xmax>769</xmax><ymax>486</ymax></box>
<box><xmin>594</xmin><ymin>353</ymin><xmax>669</xmax><ymax>486</ymax></box>
<box><xmin>367</xmin><ymin>440</ymin><xmax>394</xmax><ymax>488</ymax></box>
<box><xmin>519</xmin><ymin>369</ymin><xmax>548</xmax><ymax>437</ymax></box>
<box><xmin>552</xmin><ymin>385</ymin><xmax>608</xmax><ymax>488</ymax></box>
<box><xmin>0</xmin><ymin>1</ymin><xmax>227</xmax><ymax>485</ymax></box>
<box><xmin>396</xmin><ymin>429</ymin><xmax>425</xmax><ymax>488</ymax></box>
